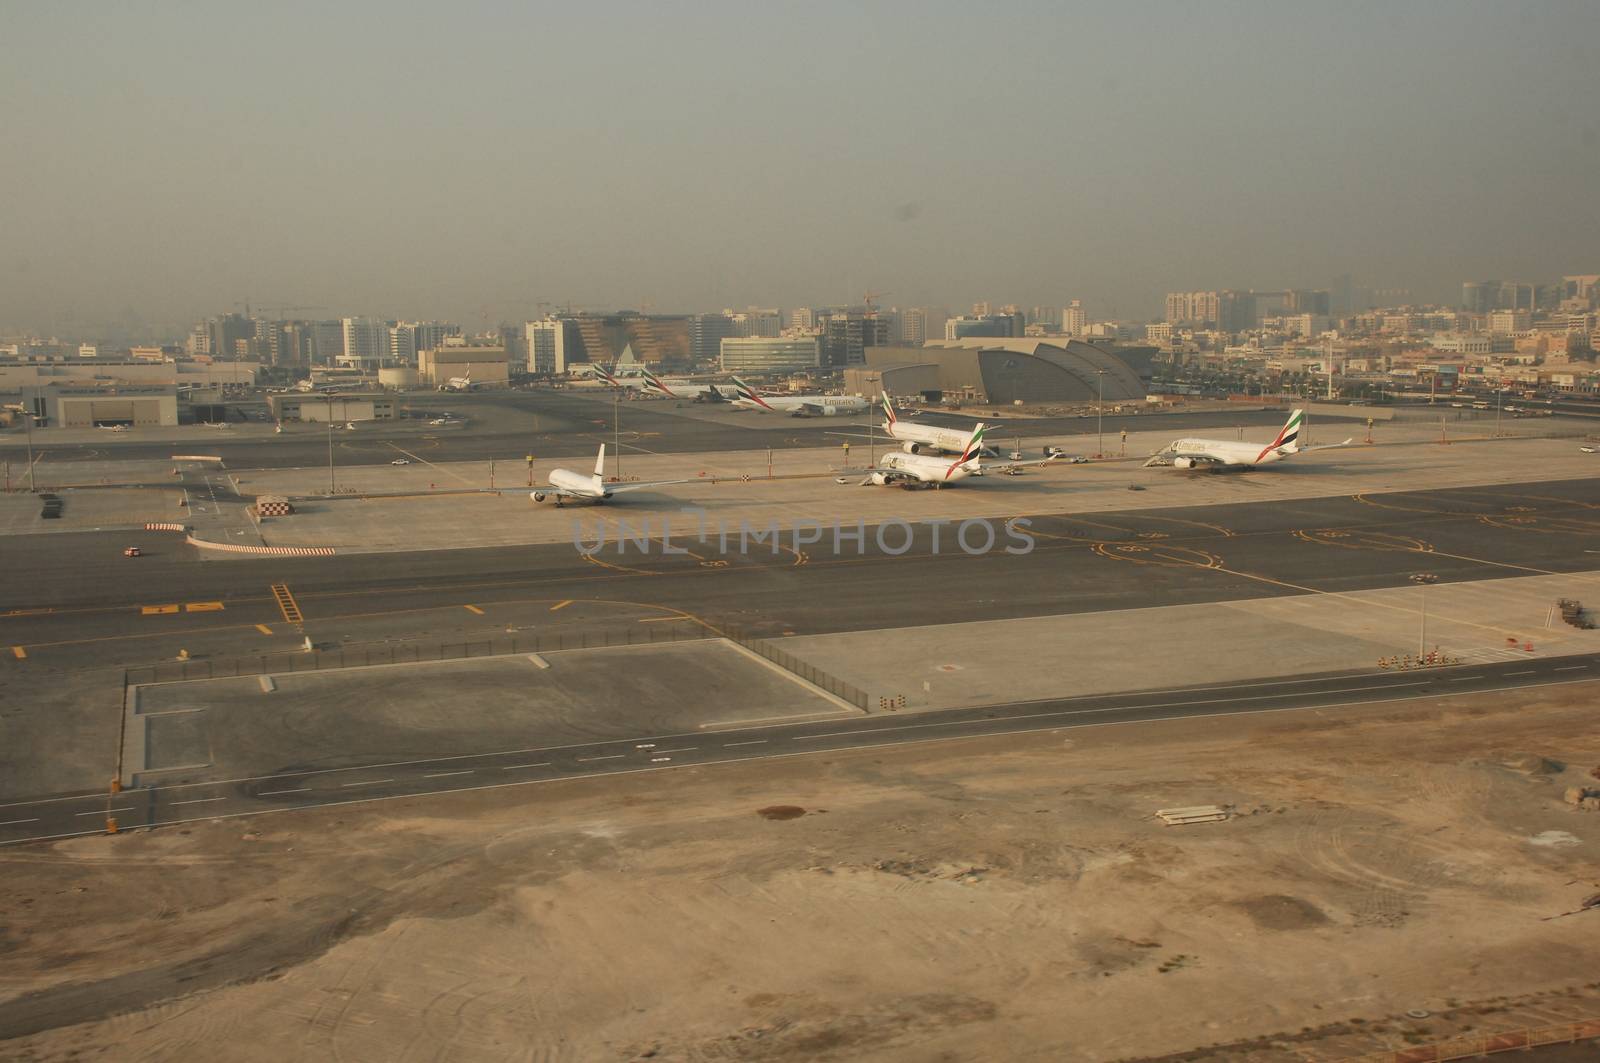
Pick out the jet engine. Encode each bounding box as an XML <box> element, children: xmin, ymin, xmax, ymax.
<box><xmin>532</xmin><ymin>492</ymin><xmax>547</xmax><ymax>502</ymax></box>
<box><xmin>902</xmin><ymin>441</ymin><xmax>923</xmax><ymax>454</ymax></box>
<box><xmin>1172</xmin><ymin>457</ymin><xmax>1196</xmax><ymax>469</ymax></box>
<box><xmin>866</xmin><ymin>472</ymin><xmax>890</xmax><ymax>485</ymax></box>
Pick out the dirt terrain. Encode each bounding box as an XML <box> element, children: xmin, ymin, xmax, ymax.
<box><xmin>2</xmin><ymin>685</ymin><xmax>1599</xmax><ymax>1062</ymax></box>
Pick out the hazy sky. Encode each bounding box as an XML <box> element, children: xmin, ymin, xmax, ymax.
<box><xmin>4</xmin><ymin>1</ymin><xmax>1598</xmax><ymax>339</ymax></box>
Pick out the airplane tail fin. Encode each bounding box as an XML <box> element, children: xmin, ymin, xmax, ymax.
<box><xmin>947</xmin><ymin>422</ymin><xmax>986</xmax><ymax>478</ymax></box>
<box><xmin>1275</xmin><ymin>409</ymin><xmax>1304</xmax><ymax>453</ymax></box>
<box><xmin>593</xmin><ymin>443</ymin><xmax>607</xmax><ymax>481</ymax></box>
<box><xmin>880</xmin><ymin>390</ymin><xmax>898</xmax><ymax>426</ymax></box>
<box><xmin>732</xmin><ymin>376</ymin><xmax>771</xmax><ymax>409</ymax></box>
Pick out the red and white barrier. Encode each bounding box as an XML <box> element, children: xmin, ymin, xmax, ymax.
<box><xmin>184</xmin><ymin>536</ymin><xmax>335</xmax><ymax>557</ymax></box>
<box><xmin>144</xmin><ymin>523</ymin><xmax>188</xmax><ymax>532</ymax></box>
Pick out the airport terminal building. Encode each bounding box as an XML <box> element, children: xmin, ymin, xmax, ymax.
<box><xmin>845</xmin><ymin>338</ymin><xmax>1150</xmax><ymax>404</ymax></box>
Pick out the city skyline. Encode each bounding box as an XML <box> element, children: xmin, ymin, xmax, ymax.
<box><xmin>4</xmin><ymin>1</ymin><xmax>1598</xmax><ymax>338</ymax></box>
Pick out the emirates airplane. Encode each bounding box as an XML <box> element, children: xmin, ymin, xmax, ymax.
<box><xmin>730</xmin><ymin>377</ymin><xmax>869</xmax><ymax>416</ymax></box>
<box><xmin>1144</xmin><ymin>409</ymin><xmax>1350</xmax><ymax>469</ymax></box>
<box><xmin>531</xmin><ymin>445</ymin><xmax>690</xmax><ymax>506</ymax></box>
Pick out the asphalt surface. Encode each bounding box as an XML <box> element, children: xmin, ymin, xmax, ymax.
<box><xmin>0</xmin><ymin>391</ymin><xmax>1333</xmax><ymax>469</ymax></box>
<box><xmin>3</xmin><ymin>650</ymin><xmax>1595</xmax><ymax>847</ymax></box>
<box><xmin>3</xmin><ymin>475</ymin><xmax>1598</xmax><ymax>659</ymax></box>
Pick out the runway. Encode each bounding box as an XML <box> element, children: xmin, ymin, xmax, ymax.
<box><xmin>3</xmin><ymin>650</ymin><xmax>1594</xmax><ymax>846</ymax></box>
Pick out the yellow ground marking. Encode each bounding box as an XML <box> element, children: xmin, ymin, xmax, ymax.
<box><xmin>549</xmin><ymin>600</ymin><xmax>572</xmax><ymax>611</ymax></box>
<box><xmin>11</xmin><ymin>646</ymin><xmax>25</xmax><ymax>659</ymax></box>
<box><xmin>141</xmin><ymin>604</ymin><xmax>180</xmax><ymax>615</ymax></box>
<box><xmin>184</xmin><ymin>602</ymin><xmax>224</xmax><ymax>612</ymax></box>
<box><xmin>580</xmin><ymin>552</ymin><xmax>658</xmax><ymax>577</ymax></box>
<box><xmin>386</xmin><ymin>443</ymin><xmax>477</xmax><ymax>486</ymax></box>
<box><xmin>463</xmin><ymin>604</ymin><xmax>484</xmax><ymax>615</ymax></box>
<box><xmin>255</xmin><ymin>624</ymin><xmax>273</xmax><ymax>635</ymax></box>
<box><xmin>638</xmin><ymin>616</ymin><xmax>681</xmax><ymax>623</ymax></box>
<box><xmin>270</xmin><ymin>583</ymin><xmax>304</xmax><ymax>625</ymax></box>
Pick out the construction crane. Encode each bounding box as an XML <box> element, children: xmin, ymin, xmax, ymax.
<box><xmin>862</xmin><ymin>290</ymin><xmax>891</xmax><ymax>313</ymax></box>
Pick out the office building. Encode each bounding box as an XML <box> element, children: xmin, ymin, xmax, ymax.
<box><xmin>689</xmin><ymin>313</ymin><xmax>737</xmax><ymax>364</ymax></box>
<box><xmin>943</xmin><ymin>315</ymin><xmax>1014</xmax><ymax>341</ymax></box>
<box><xmin>340</xmin><ymin>317</ymin><xmax>388</xmax><ymax>366</ymax></box>
<box><xmin>820</xmin><ymin>311</ymin><xmax>890</xmax><ymax>368</ymax></box>
<box><xmin>719</xmin><ymin>336</ymin><xmax>822</xmax><ymax>374</ymax></box>
<box><xmin>900</xmin><ymin>308</ymin><xmax>927</xmax><ymax>346</ymax></box>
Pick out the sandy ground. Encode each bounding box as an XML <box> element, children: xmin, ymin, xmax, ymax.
<box><xmin>3</xmin><ymin>684</ymin><xmax>1599</xmax><ymax>1061</ymax></box>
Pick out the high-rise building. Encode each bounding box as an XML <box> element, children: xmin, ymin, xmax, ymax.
<box><xmin>388</xmin><ymin>323</ymin><xmax>418</xmax><ymax>364</ymax></box>
<box><xmin>689</xmin><ymin>313</ymin><xmax>737</xmax><ymax>364</ymax></box>
<box><xmin>526</xmin><ymin>317</ymin><xmax>579</xmax><ymax>374</ymax></box>
<box><xmin>1163</xmin><ymin>291</ymin><xmax>1252</xmax><ymax>331</ymax></box>
<box><xmin>307</xmin><ymin>321</ymin><xmax>344</xmax><ymax>366</ymax></box>
<box><xmin>900</xmin><ymin>308</ymin><xmax>927</xmax><ymax>346</ymax></box>
<box><xmin>820</xmin><ymin>311</ymin><xmax>889</xmax><ymax>368</ymax></box>
<box><xmin>788</xmin><ymin>308</ymin><xmax>816</xmax><ymax>331</ymax></box>
<box><xmin>340</xmin><ymin>317</ymin><xmax>387</xmax><ymax>366</ymax></box>
<box><xmin>209</xmin><ymin>314</ymin><xmax>254</xmax><ymax>362</ymax></box>
<box><xmin>1283</xmin><ymin>289</ymin><xmax>1331</xmax><ymax>315</ymax></box>
<box><xmin>1063</xmin><ymin>300</ymin><xmax>1086</xmax><ymax>337</ymax></box>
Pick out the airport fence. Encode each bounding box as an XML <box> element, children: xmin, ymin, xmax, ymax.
<box><xmin>713</xmin><ymin>620</ymin><xmax>873</xmax><ymax>712</ymax></box>
<box><xmin>123</xmin><ymin>617</ymin><xmax>876</xmax><ymax>711</ymax></box>
<box><xmin>1345</xmin><ymin>1016</ymin><xmax>1600</xmax><ymax>1062</ymax></box>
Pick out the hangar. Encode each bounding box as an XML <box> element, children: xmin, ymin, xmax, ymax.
<box><xmin>268</xmin><ymin>393</ymin><xmax>396</xmax><ymax>423</ymax></box>
<box><xmin>19</xmin><ymin>385</ymin><xmax>178</xmax><ymax>427</ymax></box>
<box><xmin>851</xmin><ymin>338</ymin><xmax>1149</xmax><ymax>405</ymax></box>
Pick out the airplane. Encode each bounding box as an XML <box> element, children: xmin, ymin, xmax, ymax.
<box><xmin>869</xmin><ymin>390</ymin><xmax>998</xmax><ymax>455</ymax></box>
<box><xmin>439</xmin><ymin>367</ymin><xmax>475</xmax><ymax>392</ymax></box>
<box><xmin>531</xmin><ymin>444</ymin><xmax>691</xmax><ymax>506</ymax></box>
<box><xmin>731</xmin><ymin>377</ymin><xmax>869</xmax><ymax>417</ymax></box>
<box><xmin>858</xmin><ymin>422</ymin><xmax>1060</xmax><ymax>488</ymax></box>
<box><xmin>96</xmin><ymin>424</ymin><xmax>130</xmax><ymax>432</ymax></box>
<box><xmin>639</xmin><ymin>369</ymin><xmax>737</xmax><ymax>402</ymax></box>
<box><xmin>201</xmin><ymin>421</ymin><xmax>233</xmax><ymax>430</ymax></box>
<box><xmin>1143</xmin><ymin>409</ymin><xmax>1350</xmax><ymax>469</ymax></box>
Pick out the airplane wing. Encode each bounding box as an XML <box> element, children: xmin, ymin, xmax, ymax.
<box><xmin>1297</xmin><ymin>438</ymin><xmax>1354</xmax><ymax>452</ymax></box>
<box><xmin>602</xmin><ymin>478</ymin><xmax>696</xmax><ymax>494</ymax></box>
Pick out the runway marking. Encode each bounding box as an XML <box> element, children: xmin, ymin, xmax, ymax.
<box><xmin>654</xmin><ymin>746</ymin><xmax>698</xmax><ymax>754</ymax></box>
<box><xmin>576</xmin><ymin>754</ymin><xmax>625</xmax><ymax>762</ymax></box>
<box><xmin>141</xmin><ymin>604</ymin><xmax>180</xmax><ymax>615</ymax></box>
<box><xmin>424</xmin><ymin>769</ymin><xmax>475</xmax><ymax>779</ymax></box>
<box><xmin>271</xmin><ymin>583</ymin><xmax>304</xmax><ymax>625</ymax></box>
<box><xmin>255</xmin><ymin>624</ymin><xmax>273</xmax><ymax>635</ymax></box>
<box><xmin>463</xmin><ymin>605</ymin><xmax>485</xmax><ymax>615</ymax></box>
<box><xmin>1448</xmin><ymin>675</ymin><xmax>1486</xmax><ymax>682</ymax></box>
<box><xmin>184</xmin><ymin>601</ymin><xmax>225</xmax><ymax>613</ymax></box>
<box><xmin>638</xmin><ymin>616</ymin><xmax>680</xmax><ymax>623</ymax></box>
<box><xmin>500</xmin><ymin>762</ymin><xmax>551</xmax><ymax>771</ymax></box>
<box><xmin>171</xmin><ymin>797</ymin><xmax>226</xmax><ymax>806</ymax></box>
<box><xmin>550</xmin><ymin>600</ymin><xmax>573</xmax><ymax>611</ymax></box>
<box><xmin>10</xmin><ymin>646</ymin><xmax>25</xmax><ymax>660</ymax></box>
<box><xmin>723</xmin><ymin>739</ymin><xmax>768</xmax><ymax>747</ymax></box>
<box><xmin>1505</xmin><ymin>670</ymin><xmax>1536</xmax><ymax>677</ymax></box>
<box><xmin>340</xmin><ymin>779</ymin><xmax>395</xmax><ymax>788</ymax></box>
<box><xmin>0</xmin><ymin>818</ymin><xmax>40</xmax><ymax>827</ymax></box>
<box><xmin>1553</xmin><ymin>665</ymin><xmax>1588</xmax><ymax>671</ymax></box>
<box><xmin>77</xmin><ymin>807</ymin><xmax>133</xmax><ymax>817</ymax></box>
<box><xmin>259</xmin><ymin>787</ymin><xmax>310</xmax><ymax>795</ymax></box>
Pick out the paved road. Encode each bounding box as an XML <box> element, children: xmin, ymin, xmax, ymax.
<box><xmin>3</xmin><ymin>651</ymin><xmax>1593</xmax><ymax>846</ymax></box>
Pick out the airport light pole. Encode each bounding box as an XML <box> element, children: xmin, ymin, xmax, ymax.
<box><xmin>1095</xmin><ymin>368</ymin><xmax>1106</xmax><ymax>458</ymax></box>
<box><xmin>326</xmin><ymin>402</ymin><xmax>335</xmax><ymax>494</ymax></box>
<box><xmin>22</xmin><ymin>405</ymin><xmax>36</xmax><ymax>493</ymax></box>
<box><xmin>1410</xmin><ymin>573</ymin><xmax>1437</xmax><ymax>656</ymax></box>
<box><xmin>613</xmin><ymin>388</ymin><xmax>621</xmax><ymax>480</ymax></box>
<box><xmin>1495</xmin><ymin>386</ymin><xmax>1503</xmax><ymax>438</ymax></box>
